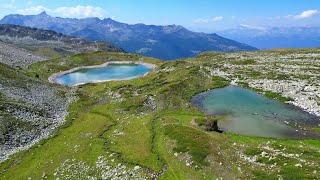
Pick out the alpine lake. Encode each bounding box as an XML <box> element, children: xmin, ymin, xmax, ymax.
<box><xmin>191</xmin><ymin>85</ymin><xmax>320</xmax><ymax>139</ymax></box>
<box><xmin>54</xmin><ymin>64</ymin><xmax>153</xmax><ymax>86</ymax></box>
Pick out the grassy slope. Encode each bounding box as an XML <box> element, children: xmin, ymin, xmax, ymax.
<box><xmin>0</xmin><ymin>50</ymin><xmax>319</xmax><ymax>179</ymax></box>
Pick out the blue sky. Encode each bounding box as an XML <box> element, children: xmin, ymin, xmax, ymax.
<box><xmin>0</xmin><ymin>0</ymin><xmax>319</xmax><ymax>32</ymax></box>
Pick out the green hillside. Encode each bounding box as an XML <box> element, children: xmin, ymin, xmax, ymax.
<box><xmin>1</xmin><ymin>50</ymin><xmax>320</xmax><ymax>179</ymax></box>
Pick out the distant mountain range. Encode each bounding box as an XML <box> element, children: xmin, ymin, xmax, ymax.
<box><xmin>217</xmin><ymin>25</ymin><xmax>320</xmax><ymax>50</ymax></box>
<box><xmin>0</xmin><ymin>12</ymin><xmax>257</xmax><ymax>60</ymax></box>
<box><xmin>0</xmin><ymin>24</ymin><xmax>124</xmax><ymax>58</ymax></box>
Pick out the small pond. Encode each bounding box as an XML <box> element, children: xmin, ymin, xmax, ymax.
<box><xmin>54</xmin><ymin>64</ymin><xmax>153</xmax><ymax>86</ymax></box>
<box><xmin>191</xmin><ymin>85</ymin><xmax>320</xmax><ymax>139</ymax></box>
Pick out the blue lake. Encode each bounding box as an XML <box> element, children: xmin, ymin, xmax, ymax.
<box><xmin>191</xmin><ymin>85</ymin><xmax>320</xmax><ymax>139</ymax></box>
<box><xmin>54</xmin><ymin>64</ymin><xmax>152</xmax><ymax>86</ymax></box>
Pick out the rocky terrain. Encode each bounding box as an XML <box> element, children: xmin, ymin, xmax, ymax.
<box><xmin>0</xmin><ymin>26</ymin><xmax>126</xmax><ymax>162</ymax></box>
<box><xmin>0</xmin><ymin>24</ymin><xmax>124</xmax><ymax>58</ymax></box>
<box><xmin>197</xmin><ymin>49</ymin><xmax>320</xmax><ymax>118</ymax></box>
<box><xmin>0</xmin><ymin>41</ymin><xmax>75</xmax><ymax>162</ymax></box>
<box><xmin>0</xmin><ymin>50</ymin><xmax>319</xmax><ymax>179</ymax></box>
<box><xmin>0</xmin><ymin>41</ymin><xmax>45</xmax><ymax>67</ymax></box>
<box><xmin>0</xmin><ymin>76</ymin><xmax>75</xmax><ymax>162</ymax></box>
<box><xmin>53</xmin><ymin>154</ymin><xmax>146</xmax><ymax>179</ymax></box>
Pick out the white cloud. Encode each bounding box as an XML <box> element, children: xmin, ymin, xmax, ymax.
<box><xmin>17</xmin><ymin>5</ymin><xmax>107</xmax><ymax>19</ymax></box>
<box><xmin>240</xmin><ymin>24</ymin><xmax>267</xmax><ymax>30</ymax></box>
<box><xmin>287</xmin><ymin>10</ymin><xmax>319</xmax><ymax>20</ymax></box>
<box><xmin>17</xmin><ymin>6</ymin><xmax>48</xmax><ymax>14</ymax></box>
<box><xmin>212</xmin><ymin>16</ymin><xmax>224</xmax><ymax>22</ymax></box>
<box><xmin>194</xmin><ymin>16</ymin><xmax>224</xmax><ymax>23</ymax></box>
<box><xmin>54</xmin><ymin>6</ymin><xmax>107</xmax><ymax>19</ymax></box>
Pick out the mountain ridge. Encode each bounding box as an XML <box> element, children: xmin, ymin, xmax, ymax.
<box><xmin>0</xmin><ymin>24</ymin><xmax>125</xmax><ymax>58</ymax></box>
<box><xmin>0</xmin><ymin>12</ymin><xmax>257</xmax><ymax>60</ymax></box>
<box><xmin>217</xmin><ymin>26</ymin><xmax>320</xmax><ymax>49</ymax></box>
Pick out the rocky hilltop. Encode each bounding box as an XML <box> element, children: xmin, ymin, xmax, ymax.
<box><xmin>0</xmin><ymin>24</ymin><xmax>124</xmax><ymax>58</ymax></box>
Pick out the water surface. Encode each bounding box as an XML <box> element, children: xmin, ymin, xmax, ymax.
<box><xmin>54</xmin><ymin>64</ymin><xmax>152</xmax><ymax>86</ymax></box>
<box><xmin>191</xmin><ymin>86</ymin><xmax>320</xmax><ymax>139</ymax></box>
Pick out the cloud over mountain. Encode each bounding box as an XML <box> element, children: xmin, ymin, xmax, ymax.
<box><xmin>194</xmin><ymin>16</ymin><xmax>224</xmax><ymax>23</ymax></box>
<box><xmin>285</xmin><ymin>9</ymin><xmax>319</xmax><ymax>20</ymax></box>
<box><xmin>17</xmin><ymin>5</ymin><xmax>107</xmax><ymax>19</ymax></box>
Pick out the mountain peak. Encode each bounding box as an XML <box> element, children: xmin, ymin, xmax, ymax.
<box><xmin>39</xmin><ymin>11</ymin><xmax>48</xmax><ymax>16</ymax></box>
<box><xmin>103</xmin><ymin>18</ymin><xmax>117</xmax><ymax>23</ymax></box>
<box><xmin>162</xmin><ymin>24</ymin><xmax>187</xmax><ymax>33</ymax></box>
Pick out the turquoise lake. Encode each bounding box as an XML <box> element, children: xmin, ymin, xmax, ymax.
<box><xmin>191</xmin><ymin>85</ymin><xmax>320</xmax><ymax>139</ymax></box>
<box><xmin>54</xmin><ymin>64</ymin><xmax>152</xmax><ymax>86</ymax></box>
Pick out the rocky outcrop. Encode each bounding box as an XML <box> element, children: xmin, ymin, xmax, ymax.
<box><xmin>248</xmin><ymin>79</ymin><xmax>320</xmax><ymax>117</ymax></box>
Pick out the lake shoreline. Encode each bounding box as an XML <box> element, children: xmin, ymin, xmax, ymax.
<box><xmin>194</xmin><ymin>85</ymin><xmax>320</xmax><ymax>119</ymax></box>
<box><xmin>48</xmin><ymin>61</ymin><xmax>157</xmax><ymax>86</ymax></box>
<box><xmin>191</xmin><ymin>85</ymin><xmax>320</xmax><ymax>139</ymax></box>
